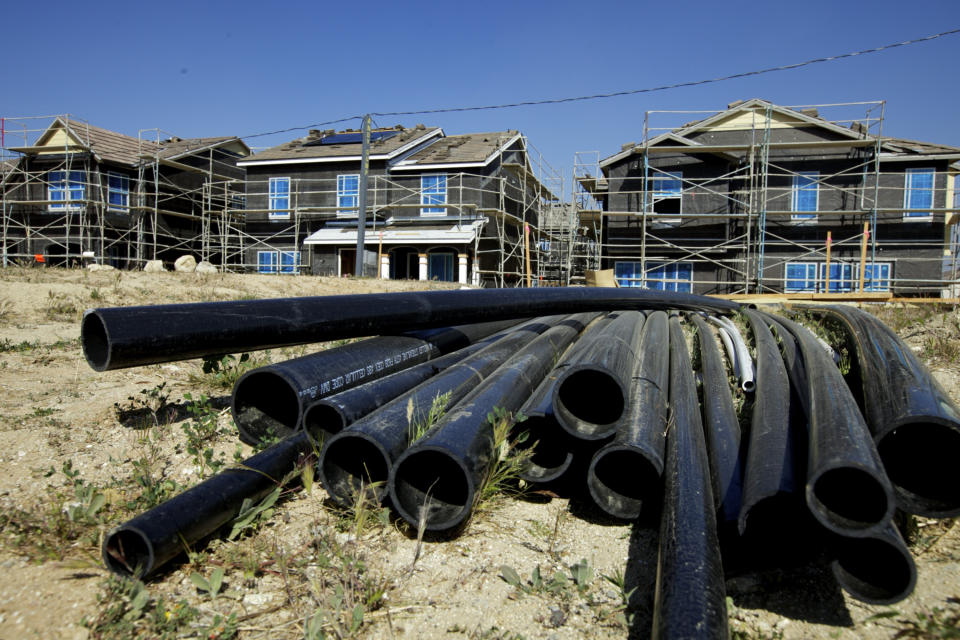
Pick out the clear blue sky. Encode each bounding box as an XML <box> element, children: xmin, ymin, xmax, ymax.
<box><xmin>2</xmin><ymin>0</ymin><xmax>957</xmax><ymax>196</ymax></box>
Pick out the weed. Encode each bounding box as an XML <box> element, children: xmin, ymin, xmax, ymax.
<box><xmin>114</xmin><ymin>382</ymin><xmax>174</xmax><ymax>429</ymax></box>
<box><xmin>600</xmin><ymin>568</ymin><xmax>637</xmax><ymax>627</ymax></box>
<box><xmin>0</xmin><ymin>297</ymin><xmax>11</xmax><ymax>322</ymax></box>
<box><xmin>228</xmin><ymin>486</ymin><xmax>281</xmax><ymax>540</ymax></box>
<box><xmin>121</xmin><ymin>427</ymin><xmax>180</xmax><ymax>512</ymax></box>
<box><xmin>61</xmin><ymin>459</ymin><xmax>107</xmax><ymax>524</ymax></box>
<box><xmin>44</xmin><ymin>290</ymin><xmax>79</xmax><ymax>321</ymax></box>
<box><xmin>886</xmin><ymin>596</ymin><xmax>960</xmax><ymax>638</ymax></box>
<box><xmin>333</xmin><ymin>480</ymin><xmax>391</xmax><ymax>538</ymax></box>
<box><xmin>197</xmin><ymin>352</ymin><xmax>263</xmax><ymax>389</ymax></box>
<box><xmin>189</xmin><ymin>566</ymin><xmax>225</xmax><ymax>599</ymax></box>
<box><xmin>499</xmin><ymin>558</ymin><xmax>594</xmax><ymax>599</ymax></box>
<box><xmin>473</xmin><ymin>407</ymin><xmax>533</xmax><ymax>516</ymax></box>
<box><xmin>181</xmin><ymin>393</ymin><xmax>228</xmax><ymax>477</ymax></box>
<box><xmin>0</xmin><ymin>338</ymin><xmax>40</xmax><ymax>352</ymax></box>
<box><xmin>90</xmin><ymin>287</ymin><xmax>102</xmax><ymax>300</ymax></box>
<box><xmin>407</xmin><ymin>390</ymin><xmax>452</xmax><ymax>445</ymax></box>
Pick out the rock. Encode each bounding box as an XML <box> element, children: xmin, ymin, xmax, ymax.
<box><xmin>143</xmin><ymin>260</ymin><xmax>166</xmax><ymax>272</ymax></box>
<box><xmin>86</xmin><ymin>263</ymin><xmax>116</xmax><ymax>271</ymax></box>
<box><xmin>195</xmin><ymin>260</ymin><xmax>218</xmax><ymax>274</ymax></box>
<box><xmin>174</xmin><ymin>255</ymin><xmax>197</xmax><ymax>273</ymax></box>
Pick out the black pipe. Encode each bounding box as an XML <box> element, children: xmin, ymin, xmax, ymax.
<box><xmin>586</xmin><ymin>311</ymin><xmax>666</xmax><ymax>519</ymax></box>
<box><xmin>737</xmin><ymin>309</ymin><xmax>803</xmax><ymax>539</ymax></box>
<box><xmin>553</xmin><ymin>311</ymin><xmax>646</xmax><ymax>440</ymax></box>
<box><xmin>763</xmin><ymin>312</ymin><xmax>894</xmax><ymax>537</ymax></box>
<box><xmin>317</xmin><ymin>316</ymin><xmax>569</xmax><ymax>506</ymax></box>
<box><xmin>807</xmin><ymin>305</ymin><xmax>960</xmax><ymax>518</ymax></box>
<box><xmin>232</xmin><ymin>321</ymin><xmax>517</xmax><ymax>445</ymax></box>
<box><xmin>103</xmin><ymin>431</ymin><xmax>314</xmax><ymax>578</ymax></box>
<box><xmin>81</xmin><ymin>287</ymin><xmax>739</xmax><ymax>371</ymax></box>
<box><xmin>689</xmin><ymin>314</ymin><xmax>743</xmax><ymax>528</ymax></box>
<box><xmin>652</xmin><ymin>315</ymin><xmax>727</xmax><ymax>639</ymax></box>
<box><xmin>830</xmin><ymin>523</ymin><xmax>917</xmax><ymax>605</ymax></box>
<box><xmin>389</xmin><ymin>313</ymin><xmax>599</xmax><ymax>531</ymax></box>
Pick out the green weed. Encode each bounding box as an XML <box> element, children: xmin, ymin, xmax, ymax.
<box><xmin>473</xmin><ymin>408</ymin><xmax>533</xmax><ymax>516</ymax></box>
<box><xmin>407</xmin><ymin>390</ymin><xmax>452</xmax><ymax>445</ymax></box>
<box><xmin>181</xmin><ymin>393</ymin><xmax>228</xmax><ymax>477</ymax></box>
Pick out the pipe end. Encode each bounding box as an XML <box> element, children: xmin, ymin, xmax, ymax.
<box><xmin>390</xmin><ymin>447</ymin><xmax>473</xmax><ymax>531</ymax></box>
<box><xmin>102</xmin><ymin>526</ymin><xmax>155</xmax><ymax>578</ymax></box>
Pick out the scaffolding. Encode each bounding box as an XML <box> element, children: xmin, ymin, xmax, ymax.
<box><xmin>570</xmin><ymin>101</ymin><xmax>960</xmax><ymax>296</ymax></box>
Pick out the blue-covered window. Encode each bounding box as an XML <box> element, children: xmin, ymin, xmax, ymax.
<box><xmin>107</xmin><ymin>172</ymin><xmax>129</xmax><ymax>212</ymax></box>
<box><xmin>645</xmin><ymin>261</ymin><xmax>692</xmax><ymax>293</ymax></box>
<box><xmin>651</xmin><ymin>172</ymin><xmax>682</xmax><ymax>198</ymax></box>
<box><xmin>268</xmin><ymin>177</ymin><xmax>290</xmax><ymax>219</ymax></box>
<box><xmin>818</xmin><ymin>263</ymin><xmax>856</xmax><ymax>293</ymax></box>
<box><xmin>258</xmin><ymin>250</ymin><xmax>300</xmax><ymax>274</ymax></box>
<box><xmin>791</xmin><ymin>171</ymin><xmax>818</xmax><ymax>221</ymax></box>
<box><xmin>48</xmin><ymin>170</ymin><xmax>85</xmax><ymax>210</ymax></box>
<box><xmin>428</xmin><ymin>252</ymin><xmax>455</xmax><ymax>281</ymax></box>
<box><xmin>785</xmin><ymin>262</ymin><xmax>817</xmax><ymax>292</ymax></box>
<box><xmin>258</xmin><ymin>250</ymin><xmax>278</xmax><ymax>273</ymax></box>
<box><xmin>280</xmin><ymin>251</ymin><xmax>300</xmax><ymax>274</ymax></box>
<box><xmin>421</xmin><ymin>174</ymin><xmax>447</xmax><ymax>215</ymax></box>
<box><xmin>862</xmin><ymin>263</ymin><xmax>892</xmax><ymax>292</ymax></box>
<box><xmin>904</xmin><ymin>168</ymin><xmax>934</xmax><ymax>218</ymax></box>
<box><xmin>337</xmin><ymin>174</ymin><xmax>359</xmax><ymax>217</ymax></box>
<box><xmin>614</xmin><ymin>261</ymin><xmax>643</xmax><ymax>287</ymax></box>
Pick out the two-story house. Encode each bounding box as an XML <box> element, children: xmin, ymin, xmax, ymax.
<box><xmin>238</xmin><ymin>125</ymin><xmax>554</xmax><ymax>286</ymax></box>
<box><xmin>579</xmin><ymin>99</ymin><xmax>960</xmax><ymax>296</ymax></box>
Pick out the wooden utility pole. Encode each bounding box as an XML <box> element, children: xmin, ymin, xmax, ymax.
<box><xmin>354</xmin><ymin>114</ymin><xmax>371</xmax><ymax>277</ymax></box>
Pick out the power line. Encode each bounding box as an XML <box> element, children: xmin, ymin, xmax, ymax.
<box><xmin>239</xmin><ymin>28</ymin><xmax>959</xmax><ymax>141</ymax></box>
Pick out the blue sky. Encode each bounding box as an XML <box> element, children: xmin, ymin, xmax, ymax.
<box><xmin>2</xmin><ymin>0</ymin><xmax>957</xmax><ymax>195</ymax></box>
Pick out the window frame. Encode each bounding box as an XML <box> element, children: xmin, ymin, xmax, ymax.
<box><xmin>420</xmin><ymin>174</ymin><xmax>448</xmax><ymax>216</ymax></box>
<box><xmin>257</xmin><ymin>250</ymin><xmax>279</xmax><ymax>274</ymax></box>
<box><xmin>791</xmin><ymin>170</ymin><xmax>818</xmax><ymax>222</ymax></box>
<box><xmin>268</xmin><ymin>177</ymin><xmax>291</xmax><ymax>220</ymax></box>
<box><xmin>783</xmin><ymin>260</ymin><xmax>893</xmax><ymax>292</ymax></box>
<box><xmin>784</xmin><ymin>262</ymin><xmax>818</xmax><ymax>292</ymax></box>
<box><xmin>107</xmin><ymin>172</ymin><xmax>129</xmax><ymax>213</ymax></box>
<box><xmin>280</xmin><ymin>250</ymin><xmax>300</xmax><ymax>275</ymax></box>
<box><xmin>48</xmin><ymin>170</ymin><xmax>86</xmax><ymax>211</ymax></box>
<box><xmin>904</xmin><ymin>167</ymin><xmax>935</xmax><ymax>220</ymax></box>
<box><xmin>337</xmin><ymin>174</ymin><xmax>360</xmax><ymax>218</ymax></box>
<box><xmin>614</xmin><ymin>260</ymin><xmax>692</xmax><ymax>292</ymax></box>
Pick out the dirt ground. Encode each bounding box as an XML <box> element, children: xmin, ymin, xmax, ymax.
<box><xmin>0</xmin><ymin>267</ymin><xmax>957</xmax><ymax>640</ymax></box>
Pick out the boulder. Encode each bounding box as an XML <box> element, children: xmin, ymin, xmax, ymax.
<box><xmin>143</xmin><ymin>260</ymin><xmax>166</xmax><ymax>272</ymax></box>
<box><xmin>86</xmin><ymin>263</ymin><xmax>116</xmax><ymax>272</ymax></box>
<box><xmin>174</xmin><ymin>255</ymin><xmax>197</xmax><ymax>273</ymax></box>
<box><xmin>195</xmin><ymin>261</ymin><xmax>218</xmax><ymax>274</ymax></box>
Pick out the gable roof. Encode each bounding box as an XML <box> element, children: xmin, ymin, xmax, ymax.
<box><xmin>600</xmin><ymin>132</ymin><xmax>740</xmax><ymax>168</ymax></box>
<box><xmin>155</xmin><ymin>136</ymin><xmax>251</xmax><ymax>161</ymax></box>
<box><xmin>238</xmin><ymin>126</ymin><xmax>443</xmax><ymax>166</ymax></box>
<box><xmin>391</xmin><ymin>131</ymin><xmax>522</xmax><ymax>170</ymax></box>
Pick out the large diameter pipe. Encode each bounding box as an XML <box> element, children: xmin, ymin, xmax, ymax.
<box><xmin>809</xmin><ymin>305</ymin><xmax>960</xmax><ymax>517</ymax></box>
<box><xmin>765</xmin><ymin>312</ymin><xmax>894</xmax><ymax>537</ymax></box>
<box><xmin>81</xmin><ymin>287</ymin><xmax>738</xmax><ymax>371</ymax></box>
<box><xmin>103</xmin><ymin>431</ymin><xmax>313</xmax><ymax>578</ymax></box>
<box><xmin>389</xmin><ymin>313</ymin><xmax>598</xmax><ymax>531</ymax></box>
<box><xmin>737</xmin><ymin>309</ymin><xmax>804</xmax><ymax>539</ymax></box>
<box><xmin>830</xmin><ymin>523</ymin><xmax>917</xmax><ymax>605</ymax></box>
<box><xmin>689</xmin><ymin>314</ymin><xmax>743</xmax><ymax>528</ymax></box>
<box><xmin>317</xmin><ymin>316</ymin><xmax>569</xmax><ymax>506</ymax></box>
<box><xmin>553</xmin><ymin>311</ymin><xmax>646</xmax><ymax>440</ymax></box>
<box><xmin>587</xmin><ymin>311</ymin><xmax>667</xmax><ymax>519</ymax></box>
<box><xmin>652</xmin><ymin>315</ymin><xmax>728</xmax><ymax>640</ymax></box>
<box><xmin>232</xmin><ymin>321</ymin><xmax>517</xmax><ymax>445</ymax></box>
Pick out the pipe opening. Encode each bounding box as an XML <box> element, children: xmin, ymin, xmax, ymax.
<box><xmin>81</xmin><ymin>312</ymin><xmax>110</xmax><ymax>371</ymax></box>
<box><xmin>811</xmin><ymin>467</ymin><xmax>890</xmax><ymax>531</ymax></box>
<box><xmin>103</xmin><ymin>528</ymin><xmax>153</xmax><ymax>577</ymax></box>
<box><xmin>392</xmin><ymin>449</ymin><xmax>471</xmax><ymax>530</ymax></box>
<box><xmin>303</xmin><ymin>403</ymin><xmax>348</xmax><ymax>441</ymax></box>
<box><xmin>588</xmin><ymin>447</ymin><xmax>661</xmax><ymax>519</ymax></box>
<box><xmin>320</xmin><ymin>436</ymin><xmax>390</xmax><ymax>506</ymax></box>
<box><xmin>877</xmin><ymin>421</ymin><xmax>960</xmax><ymax>516</ymax></box>
<box><xmin>555</xmin><ymin>369</ymin><xmax>624</xmax><ymax>437</ymax></box>
<box><xmin>233</xmin><ymin>372</ymin><xmax>300</xmax><ymax>444</ymax></box>
<box><xmin>833</xmin><ymin>536</ymin><xmax>915</xmax><ymax>604</ymax></box>
<box><xmin>516</xmin><ymin>416</ymin><xmax>570</xmax><ymax>478</ymax></box>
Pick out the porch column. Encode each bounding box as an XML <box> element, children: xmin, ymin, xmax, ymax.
<box><xmin>380</xmin><ymin>253</ymin><xmax>390</xmax><ymax>279</ymax></box>
<box><xmin>418</xmin><ymin>253</ymin><xmax>428</xmax><ymax>280</ymax></box>
<box><xmin>458</xmin><ymin>253</ymin><xmax>468</xmax><ymax>284</ymax></box>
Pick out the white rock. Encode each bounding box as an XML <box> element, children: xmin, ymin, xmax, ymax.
<box><xmin>86</xmin><ymin>263</ymin><xmax>116</xmax><ymax>271</ymax></box>
<box><xmin>174</xmin><ymin>255</ymin><xmax>197</xmax><ymax>273</ymax></box>
<box><xmin>195</xmin><ymin>260</ymin><xmax>218</xmax><ymax>274</ymax></box>
<box><xmin>143</xmin><ymin>260</ymin><xmax>166</xmax><ymax>272</ymax></box>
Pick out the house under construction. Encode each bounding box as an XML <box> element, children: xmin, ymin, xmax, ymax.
<box><xmin>569</xmin><ymin>99</ymin><xmax>960</xmax><ymax>296</ymax></box>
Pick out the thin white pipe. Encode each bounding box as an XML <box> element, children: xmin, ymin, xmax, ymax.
<box><xmin>708</xmin><ymin>315</ymin><xmax>756</xmax><ymax>393</ymax></box>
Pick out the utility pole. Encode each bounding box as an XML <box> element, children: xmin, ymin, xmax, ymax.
<box><xmin>354</xmin><ymin>114</ymin><xmax>371</xmax><ymax>277</ymax></box>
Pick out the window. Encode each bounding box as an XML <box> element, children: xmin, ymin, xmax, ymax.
<box><xmin>280</xmin><ymin>250</ymin><xmax>300</xmax><ymax>274</ymax></box>
<box><xmin>428</xmin><ymin>252</ymin><xmax>455</xmax><ymax>281</ymax></box>
<box><xmin>862</xmin><ymin>263</ymin><xmax>892</xmax><ymax>292</ymax></box>
<box><xmin>614</xmin><ymin>260</ymin><xmax>691</xmax><ymax>292</ymax></box>
<box><xmin>785</xmin><ymin>262</ymin><xmax>817</xmax><ymax>292</ymax></box>
<box><xmin>337</xmin><ymin>175</ymin><xmax>359</xmax><ymax>217</ymax></box>
<box><xmin>791</xmin><ymin>171</ymin><xmax>818</xmax><ymax>221</ymax></box>
<box><xmin>904</xmin><ymin>168</ymin><xmax>934</xmax><ymax>219</ymax></box>
<box><xmin>48</xmin><ymin>170</ymin><xmax>85</xmax><ymax>210</ymax></box>
<box><xmin>269</xmin><ymin>177</ymin><xmax>290</xmax><ymax>219</ymax></box>
<box><xmin>818</xmin><ymin>263</ymin><xmax>856</xmax><ymax>293</ymax></box>
<box><xmin>646</xmin><ymin>171</ymin><xmax>682</xmax><ymax>218</ymax></box>
<box><xmin>258</xmin><ymin>250</ymin><xmax>300</xmax><ymax>274</ymax></box>
<box><xmin>421</xmin><ymin>174</ymin><xmax>447</xmax><ymax>215</ymax></box>
<box><xmin>107</xmin><ymin>172</ymin><xmax>129</xmax><ymax>212</ymax></box>
<box><xmin>258</xmin><ymin>250</ymin><xmax>278</xmax><ymax>273</ymax></box>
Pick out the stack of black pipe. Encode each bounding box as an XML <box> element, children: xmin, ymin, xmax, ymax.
<box><xmin>83</xmin><ymin>288</ymin><xmax>960</xmax><ymax>637</ymax></box>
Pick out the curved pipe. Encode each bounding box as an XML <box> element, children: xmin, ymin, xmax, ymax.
<box><xmin>763</xmin><ymin>312</ymin><xmax>894</xmax><ymax>537</ymax></box>
<box><xmin>708</xmin><ymin>315</ymin><xmax>755</xmax><ymax>392</ymax></box>
<box><xmin>231</xmin><ymin>321</ymin><xmax>518</xmax><ymax>445</ymax></box>
<box><xmin>587</xmin><ymin>311</ymin><xmax>667</xmax><ymax>519</ymax></box>
<box><xmin>737</xmin><ymin>309</ymin><xmax>805</xmax><ymax>540</ymax></box>
<box><xmin>689</xmin><ymin>314</ymin><xmax>743</xmax><ymax>528</ymax></box>
<box><xmin>806</xmin><ymin>305</ymin><xmax>960</xmax><ymax>518</ymax></box>
<box><xmin>553</xmin><ymin>311</ymin><xmax>646</xmax><ymax>440</ymax></box>
<box><xmin>81</xmin><ymin>287</ymin><xmax>738</xmax><ymax>371</ymax></box>
<box><xmin>830</xmin><ymin>523</ymin><xmax>917</xmax><ymax>605</ymax></box>
<box><xmin>390</xmin><ymin>313</ymin><xmax>597</xmax><ymax>531</ymax></box>
<box><xmin>103</xmin><ymin>431</ymin><xmax>313</xmax><ymax>578</ymax></box>
<box><xmin>317</xmin><ymin>316</ymin><xmax>572</xmax><ymax>506</ymax></box>
<box><xmin>652</xmin><ymin>315</ymin><xmax>727</xmax><ymax>639</ymax></box>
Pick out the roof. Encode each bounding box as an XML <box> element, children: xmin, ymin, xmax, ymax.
<box><xmin>304</xmin><ymin>221</ymin><xmax>484</xmax><ymax>246</ymax></box>
<box><xmin>879</xmin><ymin>137</ymin><xmax>960</xmax><ymax>155</ymax></box>
<box><xmin>391</xmin><ymin>131</ymin><xmax>521</xmax><ymax>169</ymax></box>
<box><xmin>155</xmin><ymin>136</ymin><xmax>250</xmax><ymax>160</ymax></box>
<box><xmin>239</xmin><ymin>126</ymin><xmax>443</xmax><ymax>165</ymax></box>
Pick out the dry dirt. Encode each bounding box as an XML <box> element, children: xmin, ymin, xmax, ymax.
<box><xmin>0</xmin><ymin>267</ymin><xmax>957</xmax><ymax>640</ymax></box>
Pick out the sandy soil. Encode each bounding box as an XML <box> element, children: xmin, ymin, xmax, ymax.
<box><xmin>0</xmin><ymin>267</ymin><xmax>956</xmax><ymax>640</ymax></box>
